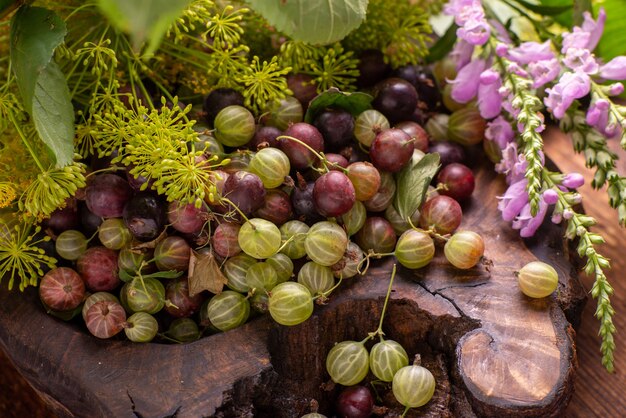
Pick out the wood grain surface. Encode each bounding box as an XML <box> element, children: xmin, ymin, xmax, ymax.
<box><xmin>1</xmin><ymin>128</ymin><xmax>624</xmax><ymax>416</ymax></box>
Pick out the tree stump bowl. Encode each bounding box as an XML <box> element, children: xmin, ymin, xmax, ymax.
<box><xmin>0</xmin><ymin>157</ymin><xmax>587</xmax><ymax>417</ymax></box>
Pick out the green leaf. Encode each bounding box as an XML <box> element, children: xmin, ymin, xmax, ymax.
<box><xmin>304</xmin><ymin>87</ymin><xmax>373</xmax><ymax>123</ymax></box>
<box><xmin>426</xmin><ymin>23</ymin><xmax>458</xmax><ymax>64</ymax></box>
<box><xmin>510</xmin><ymin>0</ymin><xmax>572</xmax><ymax>15</ymax></box>
<box><xmin>594</xmin><ymin>0</ymin><xmax>626</xmax><ymax>61</ymax></box>
<box><xmin>97</xmin><ymin>0</ymin><xmax>190</xmax><ymax>55</ymax></box>
<box><xmin>144</xmin><ymin>270</ymin><xmax>184</xmax><ymax>280</ymax></box>
<box><xmin>245</xmin><ymin>0</ymin><xmax>368</xmax><ymax>45</ymax></box>
<box><xmin>393</xmin><ymin>152</ymin><xmax>440</xmax><ymax>221</ymax></box>
<box><xmin>10</xmin><ymin>5</ymin><xmax>74</xmax><ymax>167</ymax></box>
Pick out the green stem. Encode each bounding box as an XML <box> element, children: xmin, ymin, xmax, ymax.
<box><xmin>7</xmin><ymin>112</ymin><xmax>46</xmax><ymax>173</ymax></box>
<box><xmin>360</xmin><ymin>264</ymin><xmax>397</xmax><ymax>344</ymax></box>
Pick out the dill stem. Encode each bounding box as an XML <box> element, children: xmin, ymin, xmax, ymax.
<box><xmin>8</xmin><ymin>112</ymin><xmax>46</xmax><ymax>173</ymax></box>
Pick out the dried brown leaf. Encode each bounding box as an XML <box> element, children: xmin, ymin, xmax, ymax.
<box><xmin>188</xmin><ymin>250</ymin><xmax>228</xmax><ymax>296</ymax></box>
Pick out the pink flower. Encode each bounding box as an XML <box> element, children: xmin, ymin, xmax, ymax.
<box><xmin>485</xmin><ymin>116</ymin><xmax>514</xmax><ymax>150</ymax></box>
<box><xmin>457</xmin><ymin>15</ymin><xmax>490</xmax><ymax>45</ymax></box>
<box><xmin>563</xmin><ymin>48</ymin><xmax>599</xmax><ymax>73</ymax></box>
<box><xmin>512</xmin><ymin>197</ymin><xmax>549</xmax><ymax>238</ymax></box>
<box><xmin>528</xmin><ymin>59</ymin><xmax>561</xmax><ymax>88</ymax></box>
<box><xmin>599</xmin><ymin>56</ymin><xmax>626</xmax><ymax>81</ymax></box>
<box><xmin>544</xmin><ymin>71</ymin><xmax>591</xmax><ymax>119</ymax></box>
<box><xmin>498</xmin><ymin>179</ymin><xmax>529</xmax><ymax>222</ymax></box>
<box><xmin>508</xmin><ymin>41</ymin><xmax>554</xmax><ymax>65</ymax></box>
<box><xmin>543</xmin><ymin>189</ymin><xmax>559</xmax><ymax>205</ymax></box>
<box><xmin>581</xmin><ymin>8</ymin><xmax>607</xmax><ymax>51</ymax></box>
<box><xmin>586</xmin><ymin>99</ymin><xmax>610</xmax><ymax>131</ymax></box>
<box><xmin>449</xmin><ymin>59</ymin><xmax>487</xmax><ymax>103</ymax></box>
<box><xmin>562</xmin><ymin>9</ymin><xmax>606</xmax><ymax>52</ymax></box>
<box><xmin>450</xmin><ymin>39</ymin><xmax>474</xmax><ymax>71</ymax></box>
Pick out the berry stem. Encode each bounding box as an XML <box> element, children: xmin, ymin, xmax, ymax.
<box><xmin>277</xmin><ymin>135</ymin><xmax>348</xmax><ymax>173</ymax></box>
<box><xmin>363</xmin><ymin>264</ymin><xmax>397</xmax><ymax>343</ymax></box>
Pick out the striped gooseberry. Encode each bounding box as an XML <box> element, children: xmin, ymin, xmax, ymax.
<box><xmin>268</xmin><ymin>282</ymin><xmax>314</xmax><ymax>326</ymax></box>
<box><xmin>168</xmin><ymin>318</ymin><xmax>201</xmax><ymax>342</ymax></box>
<box><xmin>98</xmin><ymin>218</ymin><xmax>132</xmax><ymax>250</ymax></box>
<box><xmin>124</xmin><ymin>312</ymin><xmax>158</xmax><ymax>343</ymax></box>
<box><xmin>394</xmin><ymin>230</ymin><xmax>435</xmax><ymax>269</ymax></box>
<box><xmin>392</xmin><ymin>364</ymin><xmax>436</xmax><ymax>408</ymax></box>
<box><xmin>304</xmin><ymin>221</ymin><xmax>348</xmax><ymax>266</ymax></box>
<box><xmin>39</xmin><ymin>267</ymin><xmax>86</xmax><ymax>312</ymax></box>
<box><xmin>246</xmin><ymin>261</ymin><xmax>279</xmax><ymax>292</ymax></box>
<box><xmin>347</xmin><ymin>162</ymin><xmax>381</xmax><ymax>202</ymax></box>
<box><xmin>325</xmin><ymin>341</ymin><xmax>369</xmax><ymax>386</ymax></box>
<box><xmin>204</xmin><ymin>290</ymin><xmax>250</xmax><ymax>332</ymax></box>
<box><xmin>363</xmin><ymin>171</ymin><xmax>396</xmax><ymax>212</ymax></box>
<box><xmin>444</xmin><ymin>230</ymin><xmax>485</xmax><ymax>269</ymax></box>
<box><xmin>212</xmin><ymin>222</ymin><xmax>242</xmax><ymax>258</ymax></box>
<box><xmin>264</xmin><ymin>96</ymin><xmax>303</xmax><ymax>130</ymax></box>
<box><xmin>266</xmin><ymin>253</ymin><xmax>294</xmax><ymax>284</ymax></box>
<box><xmin>384</xmin><ymin>204</ymin><xmax>420</xmax><ymax>236</ymax></box>
<box><xmin>354</xmin><ymin>109</ymin><xmax>390</xmax><ymax>148</ymax></box>
<box><xmin>339</xmin><ymin>200</ymin><xmax>367</xmax><ymax>237</ymax></box>
<box><xmin>124</xmin><ymin>277</ymin><xmax>165</xmax><ymax>314</ymax></box>
<box><xmin>419</xmin><ymin>195</ymin><xmax>462</xmax><ymax>235</ymax></box>
<box><xmin>155</xmin><ymin>236</ymin><xmax>191</xmax><ymax>272</ymax></box>
<box><xmin>85</xmin><ymin>300</ymin><xmax>126</xmax><ymax>339</ymax></box>
<box><xmin>355</xmin><ymin>216</ymin><xmax>397</xmax><ymax>254</ymax></box>
<box><xmin>249</xmin><ymin>147</ymin><xmax>291</xmax><ymax>189</ymax></box>
<box><xmin>279</xmin><ymin>220</ymin><xmax>309</xmax><ymax>259</ymax></box>
<box><xmin>297</xmin><ymin>261</ymin><xmax>334</xmax><ymax>296</ymax></box>
<box><xmin>331</xmin><ymin>241</ymin><xmax>365</xmax><ymax>279</ymax></box>
<box><xmin>55</xmin><ymin>230</ymin><xmax>87</xmax><ymax>261</ymax></box>
<box><xmin>82</xmin><ymin>292</ymin><xmax>119</xmax><ymax>322</ymax></box>
<box><xmin>369</xmin><ymin>339</ymin><xmax>409</xmax><ymax>382</ymax></box>
<box><xmin>517</xmin><ymin>261</ymin><xmax>558</xmax><ymax>298</ymax></box>
<box><xmin>223</xmin><ymin>253</ymin><xmax>257</xmax><ymax>293</ymax></box>
<box><xmin>213</xmin><ymin>105</ymin><xmax>256</xmax><ymax>147</ymax></box>
<box><xmin>238</xmin><ymin>218</ymin><xmax>282</xmax><ymax>259</ymax></box>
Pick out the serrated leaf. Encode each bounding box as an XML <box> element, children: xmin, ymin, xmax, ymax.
<box><xmin>304</xmin><ymin>87</ymin><xmax>373</xmax><ymax>123</ymax></box>
<box><xmin>394</xmin><ymin>152</ymin><xmax>440</xmax><ymax>221</ymax></box>
<box><xmin>245</xmin><ymin>0</ymin><xmax>368</xmax><ymax>45</ymax></box>
<box><xmin>10</xmin><ymin>5</ymin><xmax>73</xmax><ymax>167</ymax></box>
<box><xmin>426</xmin><ymin>23</ymin><xmax>458</xmax><ymax>64</ymax></box>
<box><xmin>97</xmin><ymin>0</ymin><xmax>190</xmax><ymax>55</ymax></box>
<box><xmin>188</xmin><ymin>250</ymin><xmax>228</xmax><ymax>297</ymax></box>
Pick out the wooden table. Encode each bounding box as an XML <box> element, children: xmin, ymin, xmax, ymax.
<box><xmin>1</xmin><ymin>128</ymin><xmax>624</xmax><ymax>417</ymax></box>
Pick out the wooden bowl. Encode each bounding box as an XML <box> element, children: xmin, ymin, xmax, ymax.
<box><xmin>0</xmin><ymin>159</ymin><xmax>586</xmax><ymax>417</ymax></box>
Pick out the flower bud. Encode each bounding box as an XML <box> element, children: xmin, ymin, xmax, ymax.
<box><xmin>542</xmin><ymin>189</ymin><xmax>559</xmax><ymax>205</ymax></box>
<box><xmin>562</xmin><ymin>173</ymin><xmax>585</xmax><ymax>189</ymax></box>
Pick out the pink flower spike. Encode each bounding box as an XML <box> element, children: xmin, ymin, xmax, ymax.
<box><xmin>582</xmin><ymin>8</ymin><xmax>607</xmax><ymax>52</ymax></box>
<box><xmin>562</xmin><ymin>173</ymin><xmax>585</xmax><ymax>189</ymax></box>
<box><xmin>599</xmin><ymin>56</ymin><xmax>626</xmax><ymax>81</ymax></box>
<box><xmin>450</xmin><ymin>59</ymin><xmax>486</xmax><ymax>103</ymax></box>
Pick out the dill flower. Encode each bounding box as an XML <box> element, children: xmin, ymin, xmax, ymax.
<box><xmin>0</xmin><ymin>216</ymin><xmax>57</xmax><ymax>291</ymax></box>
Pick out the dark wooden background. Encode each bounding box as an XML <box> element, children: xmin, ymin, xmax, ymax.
<box><xmin>1</xmin><ymin>128</ymin><xmax>624</xmax><ymax>417</ymax></box>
